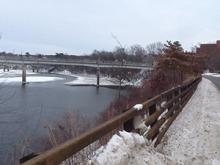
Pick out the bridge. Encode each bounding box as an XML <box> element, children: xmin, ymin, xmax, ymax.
<box><xmin>0</xmin><ymin>59</ymin><xmax>153</xmax><ymax>70</ymax></box>
<box><xmin>0</xmin><ymin>58</ymin><xmax>153</xmax><ymax>86</ymax></box>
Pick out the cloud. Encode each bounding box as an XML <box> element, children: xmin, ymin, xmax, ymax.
<box><xmin>0</xmin><ymin>0</ymin><xmax>220</xmax><ymax>54</ymax></box>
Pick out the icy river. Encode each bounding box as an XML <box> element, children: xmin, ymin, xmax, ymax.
<box><xmin>0</xmin><ymin>70</ymin><xmax>124</xmax><ymax>163</ymax></box>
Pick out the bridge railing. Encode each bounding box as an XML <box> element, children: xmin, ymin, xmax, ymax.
<box><xmin>0</xmin><ymin>57</ymin><xmax>153</xmax><ymax>68</ymax></box>
<box><xmin>21</xmin><ymin>76</ymin><xmax>201</xmax><ymax>165</ymax></box>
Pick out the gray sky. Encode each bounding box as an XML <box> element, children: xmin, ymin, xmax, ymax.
<box><xmin>0</xmin><ymin>0</ymin><xmax>219</xmax><ymax>55</ymax></box>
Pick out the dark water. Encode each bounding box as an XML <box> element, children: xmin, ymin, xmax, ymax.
<box><xmin>0</xmin><ymin>73</ymin><xmax>123</xmax><ymax>163</ymax></box>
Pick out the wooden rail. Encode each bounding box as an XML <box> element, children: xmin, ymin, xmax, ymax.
<box><xmin>21</xmin><ymin>76</ymin><xmax>201</xmax><ymax>165</ymax></box>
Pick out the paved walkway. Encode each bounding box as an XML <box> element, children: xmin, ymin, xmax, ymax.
<box><xmin>204</xmin><ymin>74</ymin><xmax>220</xmax><ymax>90</ymax></box>
<box><xmin>158</xmin><ymin>77</ymin><xmax>220</xmax><ymax>164</ymax></box>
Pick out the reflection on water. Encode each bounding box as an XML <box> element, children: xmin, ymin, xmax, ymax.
<box><xmin>0</xmin><ymin>73</ymin><xmax>123</xmax><ymax>163</ymax></box>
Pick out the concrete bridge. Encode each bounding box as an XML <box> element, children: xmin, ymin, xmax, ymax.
<box><xmin>0</xmin><ymin>59</ymin><xmax>153</xmax><ymax>87</ymax></box>
<box><xmin>0</xmin><ymin>59</ymin><xmax>153</xmax><ymax>70</ymax></box>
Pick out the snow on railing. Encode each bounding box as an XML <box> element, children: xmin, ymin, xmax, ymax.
<box><xmin>133</xmin><ymin>104</ymin><xmax>143</xmax><ymax>111</ymax></box>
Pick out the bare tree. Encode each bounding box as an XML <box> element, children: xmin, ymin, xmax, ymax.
<box><xmin>127</xmin><ymin>44</ymin><xmax>146</xmax><ymax>62</ymax></box>
<box><xmin>145</xmin><ymin>42</ymin><xmax>164</xmax><ymax>56</ymax></box>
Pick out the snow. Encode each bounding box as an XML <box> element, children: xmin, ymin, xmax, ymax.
<box><xmin>0</xmin><ymin>69</ymin><xmax>37</xmax><ymax>76</ymax></box>
<box><xmin>0</xmin><ymin>69</ymin><xmax>63</xmax><ymax>83</ymax></box>
<box><xmin>53</xmin><ymin>70</ymin><xmax>73</xmax><ymax>76</ymax></box>
<box><xmin>158</xmin><ymin>109</ymin><xmax>168</xmax><ymax>120</ymax></box>
<box><xmin>133</xmin><ymin>115</ymin><xmax>145</xmax><ymax>129</ymax></box>
<box><xmin>53</xmin><ymin>70</ymin><xmax>141</xmax><ymax>87</ymax></box>
<box><xmin>89</xmin><ymin>131</ymin><xmax>177</xmax><ymax>165</ymax></box>
<box><xmin>212</xmin><ymin>74</ymin><xmax>220</xmax><ymax>77</ymax></box>
<box><xmin>160</xmin><ymin>101</ymin><xmax>167</xmax><ymax>108</ymax></box>
<box><xmin>157</xmin><ymin>77</ymin><xmax>220</xmax><ymax>164</ymax></box>
<box><xmin>65</xmin><ymin>74</ymin><xmax>138</xmax><ymax>87</ymax></box>
<box><xmin>133</xmin><ymin>104</ymin><xmax>143</xmax><ymax>111</ymax></box>
<box><xmin>90</xmin><ymin>77</ymin><xmax>220</xmax><ymax>165</ymax></box>
<box><xmin>64</xmin><ymin>74</ymin><xmax>121</xmax><ymax>87</ymax></box>
<box><xmin>202</xmin><ymin>72</ymin><xmax>215</xmax><ymax>76</ymax></box>
<box><xmin>0</xmin><ymin>76</ymin><xmax>63</xmax><ymax>83</ymax></box>
<box><xmin>0</xmin><ymin>69</ymin><xmax>141</xmax><ymax>86</ymax></box>
<box><xmin>202</xmin><ymin>72</ymin><xmax>220</xmax><ymax>77</ymax></box>
<box><xmin>53</xmin><ymin>71</ymin><xmax>127</xmax><ymax>87</ymax></box>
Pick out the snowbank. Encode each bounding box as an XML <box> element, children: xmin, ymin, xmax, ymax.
<box><xmin>51</xmin><ymin>70</ymin><xmax>143</xmax><ymax>87</ymax></box>
<box><xmin>0</xmin><ymin>69</ymin><xmax>63</xmax><ymax>83</ymax></box>
<box><xmin>212</xmin><ymin>74</ymin><xmax>220</xmax><ymax>77</ymax></box>
<box><xmin>89</xmin><ymin>131</ymin><xmax>177</xmax><ymax>165</ymax></box>
<box><xmin>202</xmin><ymin>72</ymin><xmax>220</xmax><ymax>77</ymax></box>
<box><xmin>0</xmin><ymin>76</ymin><xmax>63</xmax><ymax>83</ymax></box>
<box><xmin>0</xmin><ymin>69</ymin><xmax>37</xmax><ymax>76</ymax></box>
<box><xmin>64</xmin><ymin>74</ymin><xmax>132</xmax><ymax>87</ymax></box>
<box><xmin>53</xmin><ymin>70</ymin><xmax>73</xmax><ymax>76</ymax></box>
<box><xmin>65</xmin><ymin>75</ymin><xmax>119</xmax><ymax>87</ymax></box>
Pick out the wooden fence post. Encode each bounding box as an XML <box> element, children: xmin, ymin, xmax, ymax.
<box><xmin>149</xmin><ymin>104</ymin><xmax>156</xmax><ymax>126</ymax></box>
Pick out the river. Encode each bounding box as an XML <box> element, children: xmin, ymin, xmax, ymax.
<box><xmin>0</xmin><ymin>71</ymin><xmax>124</xmax><ymax>163</ymax></box>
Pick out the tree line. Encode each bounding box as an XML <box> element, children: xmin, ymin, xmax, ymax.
<box><xmin>0</xmin><ymin>42</ymin><xmax>165</xmax><ymax>66</ymax></box>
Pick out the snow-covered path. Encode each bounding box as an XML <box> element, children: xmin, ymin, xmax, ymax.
<box><xmin>90</xmin><ymin>78</ymin><xmax>220</xmax><ymax>165</ymax></box>
<box><xmin>158</xmin><ymin>77</ymin><xmax>220</xmax><ymax>164</ymax></box>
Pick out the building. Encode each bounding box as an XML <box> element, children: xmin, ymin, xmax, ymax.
<box><xmin>196</xmin><ymin>40</ymin><xmax>220</xmax><ymax>71</ymax></box>
<box><xmin>197</xmin><ymin>40</ymin><xmax>220</xmax><ymax>55</ymax></box>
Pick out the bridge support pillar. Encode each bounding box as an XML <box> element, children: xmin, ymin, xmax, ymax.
<box><xmin>97</xmin><ymin>67</ymin><xmax>100</xmax><ymax>88</ymax></box>
<box><xmin>22</xmin><ymin>65</ymin><xmax>26</xmax><ymax>85</ymax></box>
<box><xmin>3</xmin><ymin>65</ymin><xmax>9</xmax><ymax>72</ymax></box>
<box><xmin>32</xmin><ymin>66</ymin><xmax>39</xmax><ymax>73</ymax></box>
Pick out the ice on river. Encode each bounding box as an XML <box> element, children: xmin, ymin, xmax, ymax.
<box><xmin>0</xmin><ymin>69</ymin><xmax>63</xmax><ymax>83</ymax></box>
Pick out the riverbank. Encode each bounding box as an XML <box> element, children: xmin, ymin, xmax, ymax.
<box><xmin>53</xmin><ymin>70</ymin><xmax>142</xmax><ymax>88</ymax></box>
<box><xmin>0</xmin><ymin>69</ymin><xmax>142</xmax><ymax>88</ymax></box>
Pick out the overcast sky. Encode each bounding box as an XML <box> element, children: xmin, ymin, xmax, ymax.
<box><xmin>0</xmin><ymin>0</ymin><xmax>219</xmax><ymax>55</ymax></box>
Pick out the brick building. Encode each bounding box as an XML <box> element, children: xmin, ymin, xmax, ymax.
<box><xmin>197</xmin><ymin>40</ymin><xmax>220</xmax><ymax>55</ymax></box>
<box><xmin>196</xmin><ymin>40</ymin><xmax>220</xmax><ymax>71</ymax></box>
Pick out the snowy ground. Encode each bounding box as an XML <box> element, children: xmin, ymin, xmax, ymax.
<box><xmin>90</xmin><ymin>77</ymin><xmax>220</xmax><ymax>165</ymax></box>
<box><xmin>202</xmin><ymin>72</ymin><xmax>220</xmax><ymax>77</ymax></box>
<box><xmin>0</xmin><ymin>76</ymin><xmax>63</xmax><ymax>83</ymax></box>
<box><xmin>0</xmin><ymin>69</ymin><xmax>142</xmax><ymax>86</ymax></box>
<box><xmin>158</xmin><ymin>77</ymin><xmax>220</xmax><ymax>164</ymax></box>
<box><xmin>89</xmin><ymin>131</ymin><xmax>177</xmax><ymax>165</ymax></box>
<box><xmin>0</xmin><ymin>69</ymin><xmax>63</xmax><ymax>83</ymax></box>
<box><xmin>64</xmin><ymin>74</ymin><xmax>130</xmax><ymax>87</ymax></box>
<box><xmin>55</xmin><ymin>70</ymin><xmax>142</xmax><ymax>87</ymax></box>
<box><xmin>0</xmin><ymin>69</ymin><xmax>37</xmax><ymax>76</ymax></box>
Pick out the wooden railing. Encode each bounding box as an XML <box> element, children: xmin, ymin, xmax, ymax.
<box><xmin>21</xmin><ymin>76</ymin><xmax>201</xmax><ymax>165</ymax></box>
